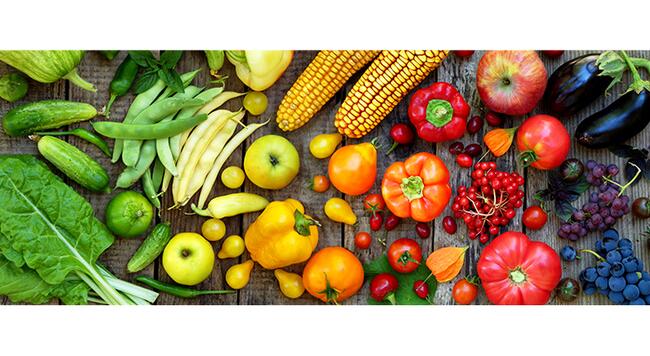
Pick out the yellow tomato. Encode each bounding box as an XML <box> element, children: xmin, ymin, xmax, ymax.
<box><xmin>274</xmin><ymin>269</ymin><xmax>305</xmax><ymax>299</ymax></box>
<box><xmin>201</xmin><ymin>218</ymin><xmax>226</xmax><ymax>242</ymax></box>
<box><xmin>221</xmin><ymin>166</ymin><xmax>246</xmax><ymax>189</ymax></box>
<box><xmin>309</xmin><ymin>133</ymin><xmax>342</xmax><ymax>159</ymax></box>
<box><xmin>324</xmin><ymin>197</ymin><xmax>357</xmax><ymax>225</ymax></box>
<box><xmin>243</xmin><ymin>91</ymin><xmax>268</xmax><ymax>116</ymax></box>
<box><xmin>217</xmin><ymin>235</ymin><xmax>245</xmax><ymax>259</ymax></box>
<box><xmin>225</xmin><ymin>260</ymin><xmax>254</xmax><ymax>289</ymax></box>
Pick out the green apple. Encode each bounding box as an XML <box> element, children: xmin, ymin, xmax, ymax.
<box><xmin>162</xmin><ymin>233</ymin><xmax>215</xmax><ymax>286</ymax></box>
<box><xmin>244</xmin><ymin>134</ymin><xmax>300</xmax><ymax>190</ymax></box>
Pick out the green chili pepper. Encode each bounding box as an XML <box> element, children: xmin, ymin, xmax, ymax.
<box><xmin>93</xmin><ymin>113</ymin><xmax>207</xmax><ymax>140</ymax></box>
<box><xmin>0</xmin><ymin>72</ymin><xmax>28</xmax><ymax>102</ymax></box>
<box><xmin>100</xmin><ymin>50</ymin><xmax>119</xmax><ymax>61</ymax></box>
<box><xmin>135</xmin><ymin>276</ymin><xmax>236</xmax><ymax>298</ymax></box>
<box><xmin>115</xmin><ymin>140</ymin><xmax>156</xmax><ymax>189</ymax></box>
<box><xmin>35</xmin><ymin>128</ymin><xmax>112</xmax><ymax>157</ymax></box>
<box><xmin>141</xmin><ymin>168</ymin><xmax>161</xmax><ymax>209</ymax></box>
<box><xmin>104</xmin><ymin>55</ymin><xmax>139</xmax><ymax>118</ymax></box>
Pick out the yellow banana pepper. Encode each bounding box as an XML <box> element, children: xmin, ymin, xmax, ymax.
<box><xmin>244</xmin><ymin>198</ymin><xmax>319</xmax><ymax>269</ymax></box>
<box><xmin>225</xmin><ymin>50</ymin><xmax>293</xmax><ymax>91</ymax></box>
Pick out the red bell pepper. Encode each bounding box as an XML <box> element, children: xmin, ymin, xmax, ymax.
<box><xmin>408</xmin><ymin>82</ymin><xmax>470</xmax><ymax>143</ymax></box>
<box><xmin>477</xmin><ymin>231</ymin><xmax>561</xmax><ymax>305</ymax></box>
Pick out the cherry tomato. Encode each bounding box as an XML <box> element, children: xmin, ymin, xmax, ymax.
<box><xmin>522</xmin><ymin>205</ymin><xmax>548</xmax><ymax>230</ymax></box>
<box><xmin>452</xmin><ymin>278</ymin><xmax>479</xmax><ymax>305</ymax></box>
<box><xmin>485</xmin><ymin>112</ymin><xmax>503</xmax><ymax>127</ymax></box>
<box><xmin>387</xmin><ymin>238</ymin><xmax>422</xmax><ymax>274</ymax></box>
<box><xmin>456</xmin><ymin>153</ymin><xmax>473</xmax><ymax>168</ymax></box>
<box><xmin>442</xmin><ymin>216</ymin><xmax>457</xmax><ymax>234</ymax></box>
<box><xmin>363</xmin><ymin>193</ymin><xmax>386</xmax><ymax>215</ymax></box>
<box><xmin>632</xmin><ymin>197</ymin><xmax>650</xmax><ymax>219</ymax></box>
<box><xmin>516</xmin><ymin>115</ymin><xmax>570</xmax><ymax>170</ymax></box>
<box><xmin>467</xmin><ymin>115</ymin><xmax>483</xmax><ymax>134</ymax></box>
<box><xmin>413</xmin><ymin>280</ymin><xmax>429</xmax><ymax>299</ymax></box>
<box><xmin>384</xmin><ymin>213</ymin><xmax>401</xmax><ymax>231</ymax></box>
<box><xmin>454</xmin><ymin>50</ymin><xmax>475</xmax><ymax>58</ymax></box>
<box><xmin>387</xmin><ymin>123</ymin><xmax>415</xmax><ymax>154</ymax></box>
<box><xmin>243</xmin><ymin>91</ymin><xmax>268</xmax><ymax>115</ymax></box>
<box><xmin>415</xmin><ymin>222</ymin><xmax>431</xmax><ymax>239</ymax></box>
<box><xmin>354</xmin><ymin>231</ymin><xmax>372</xmax><ymax>250</ymax></box>
<box><xmin>370</xmin><ymin>273</ymin><xmax>398</xmax><ymax>304</ymax></box>
<box><xmin>310</xmin><ymin>175</ymin><xmax>330</xmax><ymax>193</ymax></box>
<box><xmin>369</xmin><ymin>213</ymin><xmax>383</xmax><ymax>231</ymax></box>
<box><xmin>541</xmin><ymin>50</ymin><xmax>564</xmax><ymax>58</ymax></box>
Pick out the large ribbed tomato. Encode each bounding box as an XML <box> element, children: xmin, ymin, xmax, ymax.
<box><xmin>515</xmin><ymin>114</ymin><xmax>570</xmax><ymax>170</ymax></box>
<box><xmin>477</xmin><ymin>231</ymin><xmax>561</xmax><ymax>305</ymax></box>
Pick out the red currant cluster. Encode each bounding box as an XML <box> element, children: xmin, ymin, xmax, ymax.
<box><xmin>450</xmin><ymin>161</ymin><xmax>525</xmax><ymax>244</ymax></box>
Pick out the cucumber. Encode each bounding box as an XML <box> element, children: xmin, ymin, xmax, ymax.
<box><xmin>2</xmin><ymin>100</ymin><xmax>97</xmax><ymax>137</ymax></box>
<box><xmin>36</xmin><ymin>135</ymin><xmax>110</xmax><ymax>193</ymax></box>
<box><xmin>127</xmin><ymin>223</ymin><xmax>172</xmax><ymax>273</ymax></box>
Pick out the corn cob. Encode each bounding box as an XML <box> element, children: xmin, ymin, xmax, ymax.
<box><xmin>276</xmin><ymin>50</ymin><xmax>380</xmax><ymax>131</ymax></box>
<box><xmin>335</xmin><ymin>50</ymin><xmax>449</xmax><ymax>138</ymax></box>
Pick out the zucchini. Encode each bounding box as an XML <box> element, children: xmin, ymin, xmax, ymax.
<box><xmin>35</xmin><ymin>136</ymin><xmax>110</xmax><ymax>193</ymax></box>
<box><xmin>127</xmin><ymin>223</ymin><xmax>172</xmax><ymax>273</ymax></box>
<box><xmin>2</xmin><ymin>100</ymin><xmax>97</xmax><ymax>137</ymax></box>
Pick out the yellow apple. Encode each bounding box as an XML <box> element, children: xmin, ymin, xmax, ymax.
<box><xmin>244</xmin><ymin>135</ymin><xmax>300</xmax><ymax>190</ymax></box>
<box><xmin>162</xmin><ymin>232</ymin><xmax>215</xmax><ymax>286</ymax></box>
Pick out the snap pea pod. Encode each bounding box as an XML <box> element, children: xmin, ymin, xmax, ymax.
<box><xmin>93</xmin><ymin>113</ymin><xmax>208</xmax><ymax>140</ymax></box>
<box><xmin>127</xmin><ymin>223</ymin><xmax>172</xmax><ymax>273</ymax></box>
<box><xmin>135</xmin><ymin>276</ymin><xmax>236</xmax><ymax>298</ymax></box>
<box><xmin>122</xmin><ymin>97</ymin><xmax>207</xmax><ymax>167</ymax></box>
<box><xmin>151</xmin><ymin>158</ymin><xmax>164</xmax><ymax>192</ymax></box>
<box><xmin>115</xmin><ymin>140</ymin><xmax>156</xmax><ymax>189</ymax></box>
<box><xmin>141</xmin><ymin>167</ymin><xmax>161</xmax><ymax>209</ymax></box>
<box><xmin>35</xmin><ymin>128</ymin><xmax>111</xmax><ymax>157</ymax></box>
<box><xmin>112</xmin><ymin>69</ymin><xmax>200</xmax><ymax>164</ymax></box>
<box><xmin>104</xmin><ymin>55</ymin><xmax>139</xmax><ymax>118</ymax></box>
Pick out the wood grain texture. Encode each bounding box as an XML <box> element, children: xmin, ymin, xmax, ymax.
<box><xmin>1</xmin><ymin>50</ymin><xmax>650</xmax><ymax>305</ymax></box>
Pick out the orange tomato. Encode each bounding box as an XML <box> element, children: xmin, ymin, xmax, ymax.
<box><xmin>328</xmin><ymin>142</ymin><xmax>377</xmax><ymax>196</ymax></box>
<box><xmin>310</xmin><ymin>175</ymin><xmax>330</xmax><ymax>193</ymax></box>
<box><xmin>303</xmin><ymin>247</ymin><xmax>364</xmax><ymax>303</ymax></box>
<box><xmin>381</xmin><ymin>152</ymin><xmax>451</xmax><ymax>222</ymax></box>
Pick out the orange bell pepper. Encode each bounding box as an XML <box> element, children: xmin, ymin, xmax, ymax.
<box><xmin>381</xmin><ymin>152</ymin><xmax>451</xmax><ymax>222</ymax></box>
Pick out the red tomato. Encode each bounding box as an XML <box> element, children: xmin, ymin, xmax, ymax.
<box><xmin>522</xmin><ymin>206</ymin><xmax>548</xmax><ymax>230</ymax></box>
<box><xmin>452</xmin><ymin>278</ymin><xmax>478</xmax><ymax>305</ymax></box>
<box><xmin>363</xmin><ymin>193</ymin><xmax>386</xmax><ymax>215</ymax></box>
<box><xmin>387</xmin><ymin>238</ymin><xmax>422</xmax><ymax>274</ymax></box>
<box><xmin>369</xmin><ymin>213</ymin><xmax>383</xmax><ymax>231</ymax></box>
<box><xmin>515</xmin><ymin>114</ymin><xmax>570</xmax><ymax>170</ymax></box>
<box><xmin>354</xmin><ymin>231</ymin><xmax>372</xmax><ymax>250</ymax></box>
<box><xmin>477</xmin><ymin>231</ymin><xmax>561</xmax><ymax>305</ymax></box>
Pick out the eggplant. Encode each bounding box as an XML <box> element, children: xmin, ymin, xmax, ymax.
<box><xmin>544</xmin><ymin>54</ymin><xmax>611</xmax><ymax>116</ymax></box>
<box><xmin>574</xmin><ymin>90</ymin><xmax>650</xmax><ymax>148</ymax></box>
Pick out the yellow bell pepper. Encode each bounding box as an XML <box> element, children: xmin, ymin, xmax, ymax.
<box><xmin>225</xmin><ymin>50</ymin><xmax>293</xmax><ymax>91</ymax></box>
<box><xmin>244</xmin><ymin>198</ymin><xmax>319</xmax><ymax>269</ymax></box>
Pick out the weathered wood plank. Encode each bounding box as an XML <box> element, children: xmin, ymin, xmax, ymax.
<box><xmin>157</xmin><ymin>51</ymin><xmax>243</xmax><ymax>305</ymax></box>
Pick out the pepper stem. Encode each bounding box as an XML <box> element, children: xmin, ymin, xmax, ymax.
<box><xmin>294</xmin><ymin>209</ymin><xmax>321</xmax><ymax>236</ymax></box>
<box><xmin>425</xmin><ymin>99</ymin><xmax>454</xmax><ymax>127</ymax></box>
<box><xmin>400</xmin><ymin>176</ymin><xmax>424</xmax><ymax>201</ymax></box>
<box><xmin>509</xmin><ymin>267</ymin><xmax>527</xmax><ymax>284</ymax></box>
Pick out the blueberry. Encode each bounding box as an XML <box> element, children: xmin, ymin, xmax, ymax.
<box><xmin>603</xmin><ymin>228</ymin><xmax>620</xmax><ymax>240</ymax></box>
<box><xmin>583</xmin><ymin>267</ymin><xmax>598</xmax><ymax>282</ymax></box>
<box><xmin>626</xmin><ymin>272</ymin><xmax>641</xmax><ymax>284</ymax></box>
<box><xmin>596</xmin><ymin>262</ymin><xmax>611</xmax><ymax>277</ymax></box>
<box><xmin>598</xmin><ymin>288</ymin><xmax>609</xmax><ymax>296</ymax></box>
<box><xmin>609</xmin><ymin>291</ymin><xmax>625</xmax><ymax>304</ymax></box>
<box><xmin>619</xmin><ymin>248</ymin><xmax>634</xmax><ymax>258</ymax></box>
<box><xmin>603</xmin><ymin>237</ymin><xmax>619</xmax><ymax>251</ymax></box>
<box><xmin>618</xmin><ymin>238</ymin><xmax>632</xmax><ymax>249</ymax></box>
<box><xmin>610</xmin><ymin>262</ymin><xmax>626</xmax><ymax>277</ymax></box>
<box><xmin>622</xmin><ymin>256</ymin><xmax>640</xmax><ymax>272</ymax></box>
<box><xmin>595</xmin><ymin>240</ymin><xmax>605</xmax><ymax>254</ymax></box>
<box><xmin>606</xmin><ymin>250</ymin><xmax>622</xmax><ymax>264</ymax></box>
<box><xmin>595</xmin><ymin>276</ymin><xmax>609</xmax><ymax>289</ymax></box>
<box><xmin>583</xmin><ymin>282</ymin><xmax>597</xmax><ymax>296</ymax></box>
<box><xmin>629</xmin><ymin>298</ymin><xmax>646</xmax><ymax>305</ymax></box>
<box><xmin>608</xmin><ymin>276</ymin><xmax>626</xmax><ymax>292</ymax></box>
<box><xmin>560</xmin><ymin>245</ymin><xmax>578</xmax><ymax>262</ymax></box>
<box><xmin>639</xmin><ymin>280</ymin><xmax>650</xmax><ymax>296</ymax></box>
<box><xmin>645</xmin><ymin>295</ymin><xmax>650</xmax><ymax>304</ymax></box>
<box><xmin>642</xmin><ymin>271</ymin><xmax>650</xmax><ymax>281</ymax></box>
<box><xmin>623</xmin><ymin>284</ymin><xmax>640</xmax><ymax>300</ymax></box>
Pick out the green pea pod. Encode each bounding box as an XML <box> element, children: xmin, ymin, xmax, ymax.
<box><xmin>93</xmin><ymin>113</ymin><xmax>207</xmax><ymax>140</ymax></box>
<box><xmin>115</xmin><ymin>140</ymin><xmax>156</xmax><ymax>189</ymax></box>
<box><xmin>0</xmin><ymin>72</ymin><xmax>28</xmax><ymax>102</ymax></box>
<box><xmin>101</xmin><ymin>50</ymin><xmax>119</xmax><ymax>61</ymax></box>
<box><xmin>141</xmin><ymin>168</ymin><xmax>161</xmax><ymax>209</ymax></box>
<box><xmin>104</xmin><ymin>55</ymin><xmax>139</xmax><ymax>118</ymax></box>
<box><xmin>135</xmin><ymin>276</ymin><xmax>235</xmax><ymax>298</ymax></box>
<box><xmin>35</xmin><ymin>128</ymin><xmax>111</xmax><ymax>157</ymax></box>
<box><xmin>127</xmin><ymin>223</ymin><xmax>172</xmax><ymax>273</ymax></box>
<box><xmin>151</xmin><ymin>158</ymin><xmax>164</xmax><ymax>192</ymax></box>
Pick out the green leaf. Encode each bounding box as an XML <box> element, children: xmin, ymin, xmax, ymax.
<box><xmin>364</xmin><ymin>255</ymin><xmax>437</xmax><ymax>305</ymax></box>
<box><xmin>597</xmin><ymin>51</ymin><xmax>626</xmax><ymax>94</ymax></box>
<box><xmin>128</xmin><ymin>50</ymin><xmax>156</xmax><ymax>67</ymax></box>
<box><xmin>135</xmin><ymin>71</ymin><xmax>159</xmax><ymax>94</ymax></box>
<box><xmin>160</xmin><ymin>50</ymin><xmax>183</xmax><ymax>68</ymax></box>
<box><xmin>555</xmin><ymin>199</ymin><xmax>575</xmax><ymax>223</ymax></box>
<box><xmin>158</xmin><ymin>68</ymin><xmax>185</xmax><ymax>94</ymax></box>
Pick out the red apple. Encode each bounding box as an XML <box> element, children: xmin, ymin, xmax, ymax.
<box><xmin>476</xmin><ymin>50</ymin><xmax>548</xmax><ymax>116</ymax></box>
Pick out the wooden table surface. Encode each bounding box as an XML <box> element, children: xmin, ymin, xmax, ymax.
<box><xmin>1</xmin><ymin>50</ymin><xmax>649</xmax><ymax>305</ymax></box>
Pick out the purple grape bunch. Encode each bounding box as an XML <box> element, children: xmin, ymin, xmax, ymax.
<box><xmin>557</xmin><ymin>160</ymin><xmax>631</xmax><ymax>241</ymax></box>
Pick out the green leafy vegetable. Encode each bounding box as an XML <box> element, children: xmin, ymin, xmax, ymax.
<box><xmin>364</xmin><ymin>255</ymin><xmax>437</xmax><ymax>305</ymax></box>
<box><xmin>128</xmin><ymin>50</ymin><xmax>185</xmax><ymax>94</ymax></box>
<box><xmin>0</xmin><ymin>155</ymin><xmax>157</xmax><ymax>305</ymax></box>
<box><xmin>534</xmin><ymin>172</ymin><xmax>589</xmax><ymax>222</ymax></box>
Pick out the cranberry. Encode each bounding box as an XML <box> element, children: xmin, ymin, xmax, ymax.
<box><xmin>369</xmin><ymin>213</ymin><xmax>383</xmax><ymax>231</ymax></box>
<box><xmin>485</xmin><ymin>112</ymin><xmax>503</xmax><ymax>127</ymax></box>
<box><xmin>467</xmin><ymin>116</ymin><xmax>483</xmax><ymax>134</ymax></box>
<box><xmin>463</xmin><ymin>144</ymin><xmax>483</xmax><ymax>158</ymax></box>
<box><xmin>442</xmin><ymin>216</ymin><xmax>457</xmax><ymax>234</ymax></box>
<box><xmin>384</xmin><ymin>213</ymin><xmax>401</xmax><ymax>231</ymax></box>
<box><xmin>415</xmin><ymin>222</ymin><xmax>431</xmax><ymax>239</ymax></box>
<box><xmin>449</xmin><ymin>141</ymin><xmax>464</xmax><ymax>155</ymax></box>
